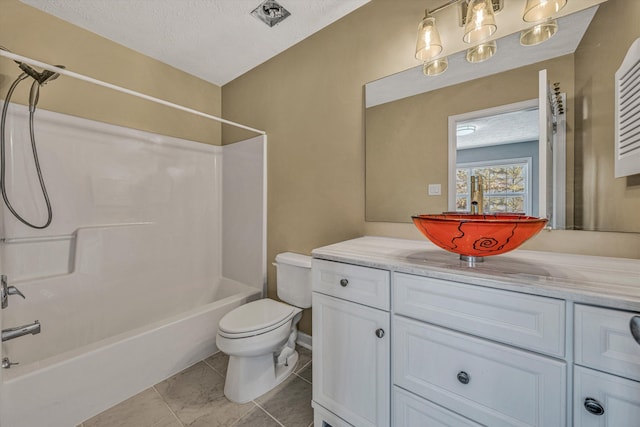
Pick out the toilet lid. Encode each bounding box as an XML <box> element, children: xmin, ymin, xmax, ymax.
<box><xmin>219</xmin><ymin>299</ymin><xmax>295</xmax><ymax>335</ymax></box>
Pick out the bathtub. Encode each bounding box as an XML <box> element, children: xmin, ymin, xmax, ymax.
<box><xmin>0</xmin><ymin>105</ymin><xmax>266</xmax><ymax>427</ymax></box>
<box><xmin>1</xmin><ymin>277</ymin><xmax>261</xmax><ymax>427</ymax></box>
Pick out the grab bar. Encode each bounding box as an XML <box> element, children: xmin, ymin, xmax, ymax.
<box><xmin>2</xmin><ymin>320</ymin><xmax>40</xmax><ymax>342</ymax></box>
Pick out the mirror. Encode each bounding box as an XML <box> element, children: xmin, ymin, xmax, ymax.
<box><xmin>365</xmin><ymin>1</ymin><xmax>640</xmax><ymax>233</ymax></box>
<box><xmin>449</xmin><ymin>101</ymin><xmax>543</xmax><ymax>216</ymax></box>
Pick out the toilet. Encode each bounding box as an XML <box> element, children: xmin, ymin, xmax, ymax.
<box><xmin>216</xmin><ymin>252</ymin><xmax>312</xmax><ymax>403</ymax></box>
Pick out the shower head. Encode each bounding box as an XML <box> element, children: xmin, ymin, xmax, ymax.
<box><xmin>0</xmin><ymin>46</ymin><xmax>64</xmax><ymax>85</ymax></box>
<box><xmin>36</xmin><ymin>66</ymin><xmax>64</xmax><ymax>85</ymax></box>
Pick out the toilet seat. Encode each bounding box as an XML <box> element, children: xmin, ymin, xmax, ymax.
<box><xmin>218</xmin><ymin>299</ymin><xmax>295</xmax><ymax>339</ymax></box>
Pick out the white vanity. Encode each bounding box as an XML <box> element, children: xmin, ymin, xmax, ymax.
<box><xmin>310</xmin><ymin>236</ymin><xmax>640</xmax><ymax>427</ymax></box>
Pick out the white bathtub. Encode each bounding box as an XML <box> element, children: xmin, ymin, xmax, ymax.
<box><xmin>1</xmin><ymin>277</ymin><xmax>260</xmax><ymax>427</ymax></box>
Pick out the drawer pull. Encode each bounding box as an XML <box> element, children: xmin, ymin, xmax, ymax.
<box><xmin>631</xmin><ymin>316</ymin><xmax>640</xmax><ymax>345</ymax></box>
<box><xmin>375</xmin><ymin>328</ymin><xmax>385</xmax><ymax>338</ymax></box>
<box><xmin>457</xmin><ymin>371</ymin><xmax>470</xmax><ymax>385</ymax></box>
<box><xmin>584</xmin><ymin>398</ymin><xmax>605</xmax><ymax>416</ymax></box>
<box><xmin>339</xmin><ymin>278</ymin><xmax>349</xmax><ymax>287</ymax></box>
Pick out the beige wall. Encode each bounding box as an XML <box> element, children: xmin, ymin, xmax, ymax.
<box><xmin>223</xmin><ymin>0</ymin><xmax>640</xmax><ymax>335</ymax></box>
<box><xmin>0</xmin><ymin>0</ymin><xmax>221</xmax><ymax>145</ymax></box>
<box><xmin>366</xmin><ymin>54</ymin><xmax>575</xmax><ymax>223</ymax></box>
<box><xmin>574</xmin><ymin>0</ymin><xmax>640</xmax><ymax>232</ymax></box>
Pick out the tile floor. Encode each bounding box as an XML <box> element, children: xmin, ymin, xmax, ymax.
<box><xmin>79</xmin><ymin>346</ymin><xmax>313</xmax><ymax>427</ymax></box>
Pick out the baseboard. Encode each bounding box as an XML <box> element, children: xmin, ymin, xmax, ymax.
<box><xmin>296</xmin><ymin>331</ymin><xmax>312</xmax><ymax>350</ymax></box>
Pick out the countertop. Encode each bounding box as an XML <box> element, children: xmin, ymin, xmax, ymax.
<box><xmin>311</xmin><ymin>236</ymin><xmax>640</xmax><ymax>312</ymax></box>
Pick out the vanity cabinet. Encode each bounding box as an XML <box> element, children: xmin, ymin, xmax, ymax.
<box><xmin>573</xmin><ymin>304</ymin><xmax>640</xmax><ymax>425</ymax></box>
<box><xmin>311</xmin><ymin>236</ymin><xmax>640</xmax><ymax>427</ymax></box>
<box><xmin>312</xmin><ymin>259</ymin><xmax>391</xmax><ymax>427</ymax></box>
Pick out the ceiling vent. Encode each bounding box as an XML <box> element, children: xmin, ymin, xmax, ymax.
<box><xmin>251</xmin><ymin>0</ymin><xmax>291</xmax><ymax>27</ymax></box>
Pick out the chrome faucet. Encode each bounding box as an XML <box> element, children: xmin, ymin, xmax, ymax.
<box><xmin>2</xmin><ymin>320</ymin><xmax>40</xmax><ymax>342</ymax></box>
<box><xmin>1</xmin><ymin>275</ymin><xmax>26</xmax><ymax>309</ymax></box>
<box><xmin>470</xmin><ymin>175</ymin><xmax>484</xmax><ymax>215</ymax></box>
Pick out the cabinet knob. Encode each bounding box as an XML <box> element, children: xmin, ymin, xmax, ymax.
<box><xmin>375</xmin><ymin>328</ymin><xmax>385</xmax><ymax>338</ymax></box>
<box><xmin>630</xmin><ymin>316</ymin><xmax>640</xmax><ymax>345</ymax></box>
<box><xmin>457</xmin><ymin>371</ymin><xmax>470</xmax><ymax>384</ymax></box>
<box><xmin>584</xmin><ymin>397</ymin><xmax>605</xmax><ymax>416</ymax></box>
<box><xmin>339</xmin><ymin>278</ymin><xmax>349</xmax><ymax>287</ymax></box>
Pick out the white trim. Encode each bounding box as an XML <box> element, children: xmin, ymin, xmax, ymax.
<box><xmin>296</xmin><ymin>330</ymin><xmax>312</xmax><ymax>351</ymax></box>
<box><xmin>553</xmin><ymin>94</ymin><xmax>567</xmax><ymax>229</ymax></box>
<box><xmin>0</xmin><ymin>49</ymin><xmax>265</xmax><ymax>135</ymax></box>
<box><xmin>448</xmin><ymin>99</ymin><xmax>538</xmax><ymax>212</ymax></box>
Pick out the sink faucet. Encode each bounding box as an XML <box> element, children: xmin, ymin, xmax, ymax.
<box><xmin>470</xmin><ymin>175</ymin><xmax>484</xmax><ymax>215</ymax></box>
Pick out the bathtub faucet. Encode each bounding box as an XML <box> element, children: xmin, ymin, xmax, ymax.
<box><xmin>2</xmin><ymin>320</ymin><xmax>40</xmax><ymax>342</ymax></box>
<box><xmin>1</xmin><ymin>275</ymin><xmax>26</xmax><ymax>309</ymax></box>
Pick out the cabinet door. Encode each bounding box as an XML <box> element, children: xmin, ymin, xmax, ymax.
<box><xmin>574</xmin><ymin>365</ymin><xmax>640</xmax><ymax>427</ymax></box>
<box><xmin>312</xmin><ymin>292</ymin><xmax>390</xmax><ymax>427</ymax></box>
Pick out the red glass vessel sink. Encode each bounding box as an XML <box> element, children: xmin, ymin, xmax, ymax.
<box><xmin>412</xmin><ymin>213</ymin><xmax>548</xmax><ymax>258</ymax></box>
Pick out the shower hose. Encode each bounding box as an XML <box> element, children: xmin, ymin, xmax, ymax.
<box><xmin>0</xmin><ymin>74</ymin><xmax>53</xmax><ymax>229</ymax></box>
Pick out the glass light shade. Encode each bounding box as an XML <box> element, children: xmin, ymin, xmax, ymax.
<box><xmin>466</xmin><ymin>41</ymin><xmax>497</xmax><ymax>63</ymax></box>
<box><xmin>523</xmin><ymin>0</ymin><xmax>567</xmax><ymax>22</ymax></box>
<box><xmin>415</xmin><ymin>16</ymin><xmax>443</xmax><ymax>61</ymax></box>
<box><xmin>463</xmin><ymin>0</ymin><xmax>497</xmax><ymax>44</ymax></box>
<box><xmin>520</xmin><ymin>19</ymin><xmax>558</xmax><ymax>46</ymax></box>
<box><xmin>423</xmin><ymin>57</ymin><xmax>448</xmax><ymax>76</ymax></box>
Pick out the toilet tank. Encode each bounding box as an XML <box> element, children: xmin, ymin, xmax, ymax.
<box><xmin>274</xmin><ymin>252</ymin><xmax>312</xmax><ymax>308</ymax></box>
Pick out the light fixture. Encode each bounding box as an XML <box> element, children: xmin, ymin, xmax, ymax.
<box><xmin>456</xmin><ymin>124</ymin><xmax>477</xmax><ymax>136</ymax></box>
<box><xmin>463</xmin><ymin>0</ymin><xmax>497</xmax><ymax>44</ymax></box>
<box><xmin>414</xmin><ymin>0</ymin><xmax>560</xmax><ymax>77</ymax></box>
<box><xmin>523</xmin><ymin>0</ymin><xmax>567</xmax><ymax>22</ymax></box>
<box><xmin>415</xmin><ymin>11</ymin><xmax>443</xmax><ymax>61</ymax></box>
<box><xmin>423</xmin><ymin>57</ymin><xmax>449</xmax><ymax>76</ymax></box>
<box><xmin>466</xmin><ymin>40</ymin><xmax>497</xmax><ymax>63</ymax></box>
<box><xmin>520</xmin><ymin>19</ymin><xmax>558</xmax><ymax>46</ymax></box>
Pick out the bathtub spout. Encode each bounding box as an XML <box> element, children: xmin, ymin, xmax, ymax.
<box><xmin>2</xmin><ymin>320</ymin><xmax>40</xmax><ymax>342</ymax></box>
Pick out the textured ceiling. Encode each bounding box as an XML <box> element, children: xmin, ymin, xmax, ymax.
<box><xmin>21</xmin><ymin>0</ymin><xmax>371</xmax><ymax>86</ymax></box>
<box><xmin>457</xmin><ymin>108</ymin><xmax>539</xmax><ymax>150</ymax></box>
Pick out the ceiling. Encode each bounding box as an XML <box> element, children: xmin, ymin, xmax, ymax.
<box><xmin>20</xmin><ymin>0</ymin><xmax>371</xmax><ymax>86</ymax></box>
<box><xmin>457</xmin><ymin>107</ymin><xmax>539</xmax><ymax>150</ymax></box>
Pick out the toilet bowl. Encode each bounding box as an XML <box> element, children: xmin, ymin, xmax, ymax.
<box><xmin>216</xmin><ymin>252</ymin><xmax>312</xmax><ymax>403</ymax></box>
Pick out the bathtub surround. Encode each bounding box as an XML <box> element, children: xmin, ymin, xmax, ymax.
<box><xmin>0</xmin><ymin>106</ymin><xmax>266</xmax><ymax>426</ymax></box>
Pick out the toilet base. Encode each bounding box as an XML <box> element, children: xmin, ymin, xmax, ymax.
<box><xmin>223</xmin><ymin>350</ymin><xmax>299</xmax><ymax>403</ymax></box>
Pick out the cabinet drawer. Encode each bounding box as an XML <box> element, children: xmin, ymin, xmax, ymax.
<box><xmin>393</xmin><ymin>386</ymin><xmax>482</xmax><ymax>427</ymax></box>
<box><xmin>574</xmin><ymin>365</ymin><xmax>640</xmax><ymax>426</ymax></box>
<box><xmin>393</xmin><ymin>272</ymin><xmax>565</xmax><ymax>357</ymax></box>
<box><xmin>575</xmin><ymin>304</ymin><xmax>640</xmax><ymax>382</ymax></box>
<box><xmin>312</xmin><ymin>402</ymin><xmax>354</xmax><ymax>427</ymax></box>
<box><xmin>312</xmin><ymin>259</ymin><xmax>390</xmax><ymax>310</ymax></box>
<box><xmin>393</xmin><ymin>316</ymin><xmax>566</xmax><ymax>427</ymax></box>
